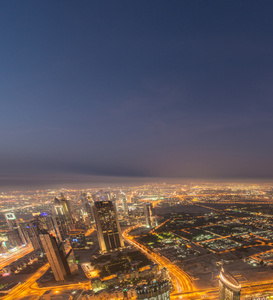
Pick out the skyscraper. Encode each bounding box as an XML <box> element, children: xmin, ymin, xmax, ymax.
<box><xmin>120</xmin><ymin>191</ymin><xmax>128</xmax><ymax>214</ymax></box>
<box><xmin>54</xmin><ymin>195</ymin><xmax>74</xmax><ymax>225</ymax></box>
<box><xmin>80</xmin><ymin>192</ymin><xmax>94</xmax><ymax>223</ymax></box>
<box><xmin>143</xmin><ymin>203</ymin><xmax>157</xmax><ymax>228</ymax></box>
<box><xmin>5</xmin><ymin>213</ymin><xmax>27</xmax><ymax>246</ymax></box>
<box><xmin>39</xmin><ymin>230</ymin><xmax>78</xmax><ymax>282</ymax></box>
<box><xmin>36</xmin><ymin>213</ymin><xmax>64</xmax><ymax>243</ymax></box>
<box><xmin>136</xmin><ymin>281</ymin><xmax>170</xmax><ymax>300</ymax></box>
<box><xmin>24</xmin><ymin>220</ymin><xmax>43</xmax><ymax>251</ymax></box>
<box><xmin>39</xmin><ymin>231</ymin><xmax>69</xmax><ymax>282</ymax></box>
<box><xmin>93</xmin><ymin>200</ymin><xmax>124</xmax><ymax>253</ymax></box>
<box><xmin>53</xmin><ymin>196</ymin><xmax>72</xmax><ymax>237</ymax></box>
<box><xmin>6</xmin><ymin>230</ymin><xmax>22</xmax><ymax>248</ymax></box>
<box><xmin>219</xmin><ymin>267</ymin><xmax>241</xmax><ymax>300</ymax></box>
<box><xmin>104</xmin><ymin>191</ymin><xmax>111</xmax><ymax>201</ymax></box>
<box><xmin>59</xmin><ymin>194</ymin><xmax>74</xmax><ymax>224</ymax></box>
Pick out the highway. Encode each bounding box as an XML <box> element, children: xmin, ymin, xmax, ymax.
<box><xmin>122</xmin><ymin>226</ymin><xmax>194</xmax><ymax>294</ymax></box>
<box><xmin>0</xmin><ymin>244</ymin><xmax>34</xmax><ymax>271</ymax></box>
<box><xmin>3</xmin><ymin>263</ymin><xmax>50</xmax><ymax>300</ymax></box>
<box><xmin>3</xmin><ymin>262</ymin><xmax>91</xmax><ymax>300</ymax></box>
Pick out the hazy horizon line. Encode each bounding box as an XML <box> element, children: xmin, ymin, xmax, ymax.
<box><xmin>1</xmin><ymin>173</ymin><xmax>273</xmax><ymax>192</ymax></box>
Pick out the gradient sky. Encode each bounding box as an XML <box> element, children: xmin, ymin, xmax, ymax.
<box><xmin>1</xmin><ymin>1</ymin><xmax>273</xmax><ymax>182</ymax></box>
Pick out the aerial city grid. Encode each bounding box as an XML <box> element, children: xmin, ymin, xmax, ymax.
<box><xmin>0</xmin><ymin>1</ymin><xmax>273</xmax><ymax>300</ymax></box>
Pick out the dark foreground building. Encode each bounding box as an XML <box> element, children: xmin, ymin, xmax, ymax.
<box><xmin>93</xmin><ymin>200</ymin><xmax>124</xmax><ymax>253</ymax></box>
<box><xmin>39</xmin><ymin>230</ymin><xmax>78</xmax><ymax>282</ymax></box>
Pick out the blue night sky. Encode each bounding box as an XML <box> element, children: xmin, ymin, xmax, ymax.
<box><xmin>1</xmin><ymin>1</ymin><xmax>273</xmax><ymax>183</ymax></box>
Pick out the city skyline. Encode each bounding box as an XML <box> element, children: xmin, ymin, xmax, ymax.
<box><xmin>1</xmin><ymin>1</ymin><xmax>273</xmax><ymax>299</ymax></box>
<box><xmin>1</xmin><ymin>1</ymin><xmax>273</xmax><ymax>185</ymax></box>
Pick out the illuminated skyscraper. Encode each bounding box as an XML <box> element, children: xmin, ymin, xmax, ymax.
<box><xmin>80</xmin><ymin>192</ymin><xmax>94</xmax><ymax>223</ymax></box>
<box><xmin>93</xmin><ymin>200</ymin><xmax>124</xmax><ymax>253</ymax></box>
<box><xmin>51</xmin><ymin>216</ymin><xmax>67</xmax><ymax>242</ymax></box>
<box><xmin>36</xmin><ymin>213</ymin><xmax>64</xmax><ymax>243</ymax></box>
<box><xmin>39</xmin><ymin>231</ymin><xmax>69</xmax><ymax>282</ymax></box>
<box><xmin>54</xmin><ymin>195</ymin><xmax>74</xmax><ymax>224</ymax></box>
<box><xmin>143</xmin><ymin>203</ymin><xmax>157</xmax><ymax>228</ymax></box>
<box><xmin>219</xmin><ymin>267</ymin><xmax>241</xmax><ymax>300</ymax></box>
<box><xmin>60</xmin><ymin>194</ymin><xmax>74</xmax><ymax>224</ymax></box>
<box><xmin>53</xmin><ymin>196</ymin><xmax>73</xmax><ymax>237</ymax></box>
<box><xmin>104</xmin><ymin>191</ymin><xmax>111</xmax><ymax>201</ymax></box>
<box><xmin>136</xmin><ymin>281</ymin><xmax>170</xmax><ymax>300</ymax></box>
<box><xmin>121</xmin><ymin>191</ymin><xmax>128</xmax><ymax>214</ymax></box>
<box><xmin>39</xmin><ymin>230</ymin><xmax>78</xmax><ymax>282</ymax></box>
<box><xmin>24</xmin><ymin>220</ymin><xmax>43</xmax><ymax>251</ymax></box>
<box><xmin>6</xmin><ymin>230</ymin><xmax>22</xmax><ymax>247</ymax></box>
<box><xmin>5</xmin><ymin>213</ymin><xmax>27</xmax><ymax>246</ymax></box>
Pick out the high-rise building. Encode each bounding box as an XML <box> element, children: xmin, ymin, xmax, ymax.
<box><xmin>219</xmin><ymin>267</ymin><xmax>241</xmax><ymax>300</ymax></box>
<box><xmin>24</xmin><ymin>220</ymin><xmax>43</xmax><ymax>251</ymax></box>
<box><xmin>51</xmin><ymin>215</ymin><xmax>67</xmax><ymax>242</ymax></box>
<box><xmin>39</xmin><ymin>231</ymin><xmax>69</xmax><ymax>282</ymax></box>
<box><xmin>62</xmin><ymin>240</ymin><xmax>78</xmax><ymax>275</ymax></box>
<box><xmin>136</xmin><ymin>281</ymin><xmax>170</xmax><ymax>300</ymax></box>
<box><xmin>59</xmin><ymin>194</ymin><xmax>74</xmax><ymax>224</ymax></box>
<box><xmin>5</xmin><ymin>213</ymin><xmax>27</xmax><ymax>246</ymax></box>
<box><xmin>39</xmin><ymin>230</ymin><xmax>78</xmax><ymax>282</ymax></box>
<box><xmin>120</xmin><ymin>191</ymin><xmax>128</xmax><ymax>214</ymax></box>
<box><xmin>53</xmin><ymin>195</ymin><xmax>74</xmax><ymax>225</ymax></box>
<box><xmin>104</xmin><ymin>192</ymin><xmax>111</xmax><ymax>201</ymax></box>
<box><xmin>143</xmin><ymin>203</ymin><xmax>157</xmax><ymax>228</ymax></box>
<box><xmin>6</xmin><ymin>230</ymin><xmax>22</xmax><ymax>248</ymax></box>
<box><xmin>53</xmin><ymin>197</ymin><xmax>73</xmax><ymax>238</ymax></box>
<box><xmin>80</xmin><ymin>192</ymin><xmax>94</xmax><ymax>223</ymax></box>
<box><xmin>35</xmin><ymin>213</ymin><xmax>65</xmax><ymax>243</ymax></box>
<box><xmin>93</xmin><ymin>200</ymin><xmax>124</xmax><ymax>253</ymax></box>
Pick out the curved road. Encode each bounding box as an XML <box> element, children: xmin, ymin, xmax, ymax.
<box><xmin>122</xmin><ymin>227</ymin><xmax>194</xmax><ymax>294</ymax></box>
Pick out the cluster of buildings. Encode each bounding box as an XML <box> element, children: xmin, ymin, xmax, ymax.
<box><xmin>0</xmin><ymin>190</ymin><xmax>163</xmax><ymax>294</ymax></box>
<box><xmin>3</xmin><ymin>184</ymin><xmax>267</xmax><ymax>299</ymax></box>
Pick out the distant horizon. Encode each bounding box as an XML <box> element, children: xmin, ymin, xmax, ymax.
<box><xmin>1</xmin><ymin>173</ymin><xmax>273</xmax><ymax>192</ymax></box>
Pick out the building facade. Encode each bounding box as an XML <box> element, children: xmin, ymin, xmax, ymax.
<box><xmin>143</xmin><ymin>203</ymin><xmax>157</xmax><ymax>228</ymax></box>
<box><xmin>5</xmin><ymin>213</ymin><xmax>27</xmax><ymax>246</ymax></box>
<box><xmin>93</xmin><ymin>200</ymin><xmax>124</xmax><ymax>253</ymax></box>
<box><xmin>39</xmin><ymin>230</ymin><xmax>78</xmax><ymax>282</ymax></box>
<box><xmin>39</xmin><ymin>231</ymin><xmax>69</xmax><ymax>282</ymax></box>
<box><xmin>121</xmin><ymin>191</ymin><xmax>128</xmax><ymax>214</ymax></box>
<box><xmin>80</xmin><ymin>192</ymin><xmax>94</xmax><ymax>224</ymax></box>
<box><xmin>23</xmin><ymin>220</ymin><xmax>43</xmax><ymax>250</ymax></box>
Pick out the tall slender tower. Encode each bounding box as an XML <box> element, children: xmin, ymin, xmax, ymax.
<box><xmin>80</xmin><ymin>192</ymin><xmax>94</xmax><ymax>222</ymax></box>
<box><xmin>39</xmin><ymin>230</ymin><xmax>78</xmax><ymax>282</ymax></box>
<box><xmin>39</xmin><ymin>230</ymin><xmax>70</xmax><ymax>282</ymax></box>
<box><xmin>36</xmin><ymin>214</ymin><xmax>64</xmax><ymax>243</ymax></box>
<box><xmin>121</xmin><ymin>191</ymin><xmax>128</xmax><ymax>214</ymax></box>
<box><xmin>143</xmin><ymin>203</ymin><xmax>157</xmax><ymax>228</ymax></box>
<box><xmin>24</xmin><ymin>220</ymin><xmax>43</xmax><ymax>250</ymax></box>
<box><xmin>59</xmin><ymin>194</ymin><xmax>74</xmax><ymax>224</ymax></box>
<box><xmin>219</xmin><ymin>267</ymin><xmax>241</xmax><ymax>300</ymax></box>
<box><xmin>53</xmin><ymin>196</ymin><xmax>73</xmax><ymax>237</ymax></box>
<box><xmin>93</xmin><ymin>200</ymin><xmax>124</xmax><ymax>253</ymax></box>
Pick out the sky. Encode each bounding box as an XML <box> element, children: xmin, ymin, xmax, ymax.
<box><xmin>1</xmin><ymin>1</ymin><xmax>273</xmax><ymax>185</ymax></box>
